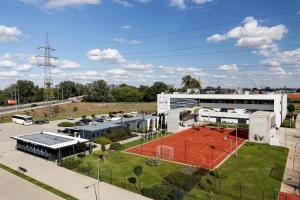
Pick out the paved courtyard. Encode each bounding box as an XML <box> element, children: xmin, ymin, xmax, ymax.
<box><xmin>0</xmin><ymin>121</ymin><xmax>149</xmax><ymax>200</ymax></box>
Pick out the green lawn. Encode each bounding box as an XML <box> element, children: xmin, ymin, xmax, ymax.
<box><xmin>0</xmin><ymin>163</ymin><xmax>77</xmax><ymax>200</ymax></box>
<box><xmin>73</xmin><ymin>152</ymin><xmax>182</xmax><ymax>193</ymax></box>
<box><xmin>184</xmin><ymin>142</ymin><xmax>288</xmax><ymax>200</ymax></box>
<box><xmin>63</xmin><ymin>142</ymin><xmax>288</xmax><ymax>200</ymax></box>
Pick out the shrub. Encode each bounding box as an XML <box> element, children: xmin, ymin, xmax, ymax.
<box><xmin>109</xmin><ymin>142</ymin><xmax>122</xmax><ymax>151</ymax></box>
<box><xmin>103</xmin><ymin>127</ymin><xmax>133</xmax><ymax>142</ymax></box>
<box><xmin>93</xmin><ymin>137</ymin><xmax>111</xmax><ymax>145</ymax></box>
<box><xmin>163</xmin><ymin>172</ymin><xmax>197</xmax><ymax>192</ymax></box>
<box><xmin>141</xmin><ymin>185</ymin><xmax>170</xmax><ymax>200</ymax></box>
<box><xmin>193</xmin><ymin>168</ymin><xmax>210</xmax><ymax>177</ymax></box>
<box><xmin>128</xmin><ymin>176</ymin><xmax>137</xmax><ymax>184</ymax></box>
<box><xmin>60</xmin><ymin>157</ymin><xmax>82</xmax><ymax>169</ymax></box>
<box><xmin>74</xmin><ymin>121</ymin><xmax>81</xmax><ymax>126</ymax></box>
<box><xmin>78</xmin><ymin>163</ymin><xmax>92</xmax><ymax>173</ymax></box>
<box><xmin>57</xmin><ymin>122</ymin><xmax>74</xmax><ymax>127</ymax></box>
<box><xmin>77</xmin><ymin>153</ymin><xmax>85</xmax><ymax>158</ymax></box>
<box><xmin>73</xmin><ymin>106</ymin><xmax>78</xmax><ymax>112</ymax></box>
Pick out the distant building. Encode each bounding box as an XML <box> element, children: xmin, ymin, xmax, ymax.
<box><xmin>73</xmin><ymin>115</ymin><xmax>160</xmax><ymax>140</ymax></box>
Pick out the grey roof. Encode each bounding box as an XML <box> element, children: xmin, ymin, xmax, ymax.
<box><xmin>74</xmin><ymin>115</ymin><xmax>158</xmax><ymax>132</ymax></box>
<box><xmin>19</xmin><ymin>132</ymin><xmax>72</xmax><ymax>146</ymax></box>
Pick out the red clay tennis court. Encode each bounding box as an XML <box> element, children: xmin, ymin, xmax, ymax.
<box><xmin>126</xmin><ymin>126</ymin><xmax>247</xmax><ymax>169</ymax></box>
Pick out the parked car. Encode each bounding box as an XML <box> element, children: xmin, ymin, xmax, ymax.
<box><xmin>123</xmin><ymin>114</ymin><xmax>134</xmax><ymax>118</ymax></box>
<box><xmin>79</xmin><ymin>119</ymin><xmax>89</xmax><ymax>125</ymax></box>
<box><xmin>30</xmin><ymin>103</ymin><xmax>39</xmax><ymax>107</ymax></box>
<box><xmin>95</xmin><ymin>117</ymin><xmax>104</xmax><ymax>123</ymax></box>
<box><xmin>34</xmin><ymin>119</ymin><xmax>49</xmax><ymax>124</ymax></box>
<box><xmin>58</xmin><ymin>128</ymin><xmax>77</xmax><ymax>134</ymax></box>
<box><xmin>67</xmin><ymin>116</ymin><xmax>75</xmax><ymax>120</ymax></box>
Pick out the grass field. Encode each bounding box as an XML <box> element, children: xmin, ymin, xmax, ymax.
<box><xmin>0</xmin><ymin>163</ymin><xmax>77</xmax><ymax>200</ymax></box>
<box><xmin>63</xmin><ymin>142</ymin><xmax>288</xmax><ymax>200</ymax></box>
<box><xmin>0</xmin><ymin>102</ymin><xmax>157</xmax><ymax>123</ymax></box>
<box><xmin>184</xmin><ymin>142</ymin><xmax>288</xmax><ymax>200</ymax></box>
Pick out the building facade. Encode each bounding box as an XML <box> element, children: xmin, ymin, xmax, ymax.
<box><xmin>158</xmin><ymin>93</ymin><xmax>287</xmax><ymax>128</ymax></box>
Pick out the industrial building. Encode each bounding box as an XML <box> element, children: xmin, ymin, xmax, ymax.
<box><xmin>158</xmin><ymin>92</ymin><xmax>287</xmax><ymax>128</ymax></box>
<box><xmin>12</xmin><ymin>132</ymin><xmax>90</xmax><ymax>160</ymax></box>
<box><xmin>73</xmin><ymin>115</ymin><xmax>160</xmax><ymax>140</ymax></box>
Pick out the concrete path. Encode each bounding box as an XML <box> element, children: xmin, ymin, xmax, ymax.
<box><xmin>277</xmin><ymin>115</ymin><xmax>300</xmax><ymax>195</ymax></box>
<box><xmin>0</xmin><ymin>168</ymin><xmax>63</xmax><ymax>200</ymax></box>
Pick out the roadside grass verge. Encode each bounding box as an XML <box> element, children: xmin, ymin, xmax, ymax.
<box><xmin>0</xmin><ymin>163</ymin><xmax>78</xmax><ymax>200</ymax></box>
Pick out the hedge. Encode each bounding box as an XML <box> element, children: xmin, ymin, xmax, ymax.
<box><xmin>57</xmin><ymin>122</ymin><xmax>74</xmax><ymax>127</ymax></box>
<box><xmin>109</xmin><ymin>142</ymin><xmax>122</xmax><ymax>151</ymax></box>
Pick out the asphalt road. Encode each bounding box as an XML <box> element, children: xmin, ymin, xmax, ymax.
<box><xmin>0</xmin><ymin>100</ymin><xmax>70</xmax><ymax>115</ymax></box>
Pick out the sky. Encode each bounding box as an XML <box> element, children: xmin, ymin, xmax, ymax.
<box><xmin>0</xmin><ymin>0</ymin><xmax>300</xmax><ymax>89</ymax></box>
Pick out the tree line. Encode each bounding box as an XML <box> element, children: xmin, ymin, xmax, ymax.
<box><xmin>0</xmin><ymin>75</ymin><xmax>201</xmax><ymax>105</ymax></box>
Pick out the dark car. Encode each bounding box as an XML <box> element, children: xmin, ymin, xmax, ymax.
<box><xmin>59</xmin><ymin>128</ymin><xmax>77</xmax><ymax>134</ymax></box>
<box><xmin>95</xmin><ymin>117</ymin><xmax>104</xmax><ymax>123</ymax></box>
<box><xmin>78</xmin><ymin>119</ymin><xmax>89</xmax><ymax>126</ymax></box>
<box><xmin>31</xmin><ymin>104</ymin><xmax>39</xmax><ymax>107</ymax></box>
<box><xmin>34</xmin><ymin>119</ymin><xmax>49</xmax><ymax>124</ymax></box>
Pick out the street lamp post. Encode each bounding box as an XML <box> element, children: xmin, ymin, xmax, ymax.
<box><xmin>85</xmin><ymin>158</ymin><xmax>101</xmax><ymax>200</ymax></box>
<box><xmin>235</xmin><ymin>123</ymin><xmax>238</xmax><ymax>157</ymax></box>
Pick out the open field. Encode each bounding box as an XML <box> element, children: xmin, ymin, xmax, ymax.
<box><xmin>0</xmin><ymin>102</ymin><xmax>157</xmax><ymax>123</ymax></box>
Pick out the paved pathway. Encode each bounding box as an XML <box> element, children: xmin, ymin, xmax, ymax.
<box><xmin>277</xmin><ymin>114</ymin><xmax>300</xmax><ymax>196</ymax></box>
<box><xmin>0</xmin><ymin>168</ymin><xmax>63</xmax><ymax>200</ymax></box>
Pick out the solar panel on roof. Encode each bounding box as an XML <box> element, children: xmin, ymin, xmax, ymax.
<box><xmin>20</xmin><ymin>133</ymin><xmax>73</xmax><ymax>146</ymax></box>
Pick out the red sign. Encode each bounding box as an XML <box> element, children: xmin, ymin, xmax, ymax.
<box><xmin>7</xmin><ymin>100</ymin><xmax>17</xmax><ymax>105</ymax></box>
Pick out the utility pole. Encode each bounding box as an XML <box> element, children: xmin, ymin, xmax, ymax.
<box><xmin>36</xmin><ymin>33</ymin><xmax>57</xmax><ymax>116</ymax></box>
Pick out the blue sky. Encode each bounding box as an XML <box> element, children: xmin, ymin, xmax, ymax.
<box><xmin>0</xmin><ymin>0</ymin><xmax>300</xmax><ymax>89</ymax></box>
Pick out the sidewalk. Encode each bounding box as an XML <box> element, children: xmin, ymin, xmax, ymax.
<box><xmin>0</xmin><ymin>147</ymin><xmax>150</xmax><ymax>200</ymax></box>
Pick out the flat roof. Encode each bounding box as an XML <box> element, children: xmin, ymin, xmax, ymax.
<box><xmin>74</xmin><ymin>115</ymin><xmax>158</xmax><ymax>132</ymax></box>
<box><xmin>158</xmin><ymin>93</ymin><xmax>286</xmax><ymax>100</ymax></box>
<box><xmin>12</xmin><ymin>132</ymin><xmax>89</xmax><ymax>149</ymax></box>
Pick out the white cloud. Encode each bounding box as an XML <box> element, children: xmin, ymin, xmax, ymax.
<box><xmin>192</xmin><ymin>0</ymin><xmax>213</xmax><ymax>5</ymax></box>
<box><xmin>87</xmin><ymin>48</ymin><xmax>125</xmax><ymax>63</ymax></box>
<box><xmin>158</xmin><ymin>65</ymin><xmax>203</xmax><ymax>76</ymax></box>
<box><xmin>113</xmin><ymin>38</ymin><xmax>140</xmax><ymax>45</ymax></box>
<box><xmin>217</xmin><ymin>64</ymin><xmax>239</xmax><ymax>72</ymax></box>
<box><xmin>135</xmin><ymin>0</ymin><xmax>151</xmax><ymax>3</ymax></box>
<box><xmin>16</xmin><ymin>64</ymin><xmax>32</xmax><ymax>72</ymax></box>
<box><xmin>207</xmin><ymin>34</ymin><xmax>226</xmax><ymax>43</ymax></box>
<box><xmin>59</xmin><ymin>60</ymin><xmax>80</xmax><ymax>69</ymax></box>
<box><xmin>103</xmin><ymin>69</ymin><xmax>128</xmax><ymax>78</ymax></box>
<box><xmin>121</xmin><ymin>62</ymin><xmax>153</xmax><ymax>70</ymax></box>
<box><xmin>167</xmin><ymin>0</ymin><xmax>186</xmax><ymax>10</ymax></box>
<box><xmin>113</xmin><ymin>0</ymin><xmax>134</xmax><ymax>7</ymax></box>
<box><xmin>0</xmin><ymin>71</ymin><xmax>19</xmax><ymax>78</ymax></box>
<box><xmin>0</xmin><ymin>25</ymin><xmax>23</xmax><ymax>43</ymax></box>
<box><xmin>207</xmin><ymin>17</ymin><xmax>288</xmax><ymax>55</ymax></box>
<box><xmin>121</xmin><ymin>25</ymin><xmax>131</xmax><ymax>29</ymax></box>
<box><xmin>20</xmin><ymin>0</ymin><xmax>101</xmax><ymax>10</ymax></box>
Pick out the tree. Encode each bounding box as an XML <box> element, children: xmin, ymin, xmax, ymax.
<box><xmin>133</xmin><ymin>165</ymin><xmax>143</xmax><ymax>191</ymax></box>
<box><xmin>143</xmin><ymin>82</ymin><xmax>168</xmax><ymax>102</ymax></box>
<box><xmin>128</xmin><ymin>177</ymin><xmax>137</xmax><ymax>191</ymax></box>
<box><xmin>287</xmin><ymin>104</ymin><xmax>295</xmax><ymax>113</ymax></box>
<box><xmin>111</xmin><ymin>84</ymin><xmax>143</xmax><ymax>102</ymax></box>
<box><xmin>181</xmin><ymin>75</ymin><xmax>201</xmax><ymax>91</ymax></box>
<box><xmin>84</xmin><ymin>80</ymin><xmax>114</xmax><ymax>102</ymax></box>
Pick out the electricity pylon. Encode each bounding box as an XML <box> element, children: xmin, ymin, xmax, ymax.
<box><xmin>36</xmin><ymin>33</ymin><xmax>57</xmax><ymax>116</ymax></box>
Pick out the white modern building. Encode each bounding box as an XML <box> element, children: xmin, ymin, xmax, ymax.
<box><xmin>158</xmin><ymin>93</ymin><xmax>287</xmax><ymax>128</ymax></box>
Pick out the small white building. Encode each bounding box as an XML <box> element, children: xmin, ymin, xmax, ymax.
<box><xmin>249</xmin><ymin>111</ymin><xmax>277</xmax><ymax>145</ymax></box>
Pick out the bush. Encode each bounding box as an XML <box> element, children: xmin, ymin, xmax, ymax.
<box><xmin>93</xmin><ymin>137</ymin><xmax>111</xmax><ymax>145</ymax></box>
<box><xmin>141</xmin><ymin>185</ymin><xmax>170</xmax><ymax>200</ymax></box>
<box><xmin>73</xmin><ymin>106</ymin><xmax>78</xmax><ymax>112</ymax></box>
<box><xmin>281</xmin><ymin>119</ymin><xmax>295</xmax><ymax>128</ymax></box>
<box><xmin>109</xmin><ymin>142</ymin><xmax>122</xmax><ymax>151</ymax></box>
<box><xmin>78</xmin><ymin>163</ymin><xmax>92</xmax><ymax>173</ymax></box>
<box><xmin>163</xmin><ymin>172</ymin><xmax>197</xmax><ymax>192</ymax></box>
<box><xmin>77</xmin><ymin>153</ymin><xmax>85</xmax><ymax>158</ymax></box>
<box><xmin>103</xmin><ymin>127</ymin><xmax>133</xmax><ymax>142</ymax></box>
<box><xmin>60</xmin><ymin>157</ymin><xmax>82</xmax><ymax>169</ymax></box>
<box><xmin>193</xmin><ymin>168</ymin><xmax>210</xmax><ymax>177</ymax></box>
<box><xmin>57</xmin><ymin>122</ymin><xmax>74</xmax><ymax>127</ymax></box>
